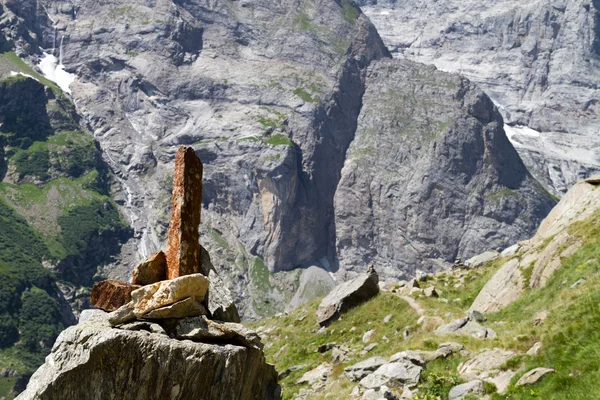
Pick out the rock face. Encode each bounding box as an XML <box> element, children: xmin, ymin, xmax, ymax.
<box><xmin>166</xmin><ymin>146</ymin><xmax>204</xmax><ymax>280</ymax></box>
<box><xmin>9</xmin><ymin>0</ymin><xmax>557</xmax><ymax>320</ymax></box>
<box><xmin>471</xmin><ymin>178</ymin><xmax>600</xmax><ymax>313</ymax></box>
<box><xmin>335</xmin><ymin>59</ymin><xmax>555</xmax><ymax>277</ymax></box>
<box><xmin>90</xmin><ymin>281</ymin><xmax>140</xmax><ymax>312</ymax></box>
<box><xmin>16</xmin><ymin>316</ymin><xmax>281</xmax><ymax>400</ymax></box>
<box><xmin>316</xmin><ymin>272</ymin><xmax>379</xmax><ymax>326</ymax></box>
<box><xmin>357</xmin><ymin>0</ymin><xmax>600</xmax><ymax>195</ymax></box>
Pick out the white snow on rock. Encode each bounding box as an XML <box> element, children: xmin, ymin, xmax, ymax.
<box><xmin>503</xmin><ymin>125</ymin><xmax>541</xmax><ymax>147</ymax></box>
<box><xmin>38</xmin><ymin>52</ymin><xmax>76</xmax><ymax>94</ymax></box>
<box><xmin>10</xmin><ymin>71</ymin><xmax>39</xmax><ymax>81</ymax></box>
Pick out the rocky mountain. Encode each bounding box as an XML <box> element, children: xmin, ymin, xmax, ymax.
<box><xmin>356</xmin><ymin>0</ymin><xmax>600</xmax><ymax>195</ymax></box>
<box><xmin>0</xmin><ymin>0</ymin><xmax>551</xmax><ymax>317</ymax></box>
<box><xmin>335</xmin><ymin>59</ymin><xmax>555</xmax><ymax>278</ymax></box>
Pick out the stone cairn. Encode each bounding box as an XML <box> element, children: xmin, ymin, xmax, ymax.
<box><xmin>89</xmin><ymin>146</ymin><xmax>256</xmax><ymax>347</ymax></box>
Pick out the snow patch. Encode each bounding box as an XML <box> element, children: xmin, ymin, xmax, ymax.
<box><xmin>10</xmin><ymin>71</ymin><xmax>39</xmax><ymax>81</ymax></box>
<box><xmin>504</xmin><ymin>124</ymin><xmax>540</xmax><ymax>147</ymax></box>
<box><xmin>38</xmin><ymin>52</ymin><xmax>76</xmax><ymax>94</ymax></box>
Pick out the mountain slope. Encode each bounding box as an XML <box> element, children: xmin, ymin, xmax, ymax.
<box><xmin>357</xmin><ymin>0</ymin><xmax>600</xmax><ymax>195</ymax></box>
<box><xmin>255</xmin><ymin>178</ymin><xmax>600</xmax><ymax>399</ymax></box>
<box><xmin>0</xmin><ymin>58</ymin><xmax>130</xmax><ymax>398</ymax></box>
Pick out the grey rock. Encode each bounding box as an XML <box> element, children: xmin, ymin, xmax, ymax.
<box><xmin>334</xmin><ymin>59</ymin><xmax>555</xmax><ymax>279</ymax></box>
<box><xmin>449</xmin><ymin>380</ymin><xmax>485</xmax><ymax>400</ymax></box>
<box><xmin>331</xmin><ymin>345</ymin><xmax>350</xmax><ymax>363</ymax></box>
<box><xmin>458</xmin><ymin>349</ymin><xmax>517</xmax><ymax>380</ymax></box>
<box><xmin>359</xmin><ymin>361</ymin><xmax>422</xmax><ymax>389</ymax></box>
<box><xmin>358</xmin><ymin>0</ymin><xmax>600</xmax><ymax>195</ymax></box>
<box><xmin>466</xmin><ymin>251</ymin><xmax>500</xmax><ymax>269</ymax></box>
<box><xmin>288</xmin><ymin>266</ymin><xmax>336</xmax><ymax>311</ymax></box>
<box><xmin>316</xmin><ymin>272</ymin><xmax>379</xmax><ymax>326</ymax></box>
<box><xmin>296</xmin><ymin>363</ymin><xmax>332</xmax><ymax>386</ymax></box>
<box><xmin>526</xmin><ymin>342</ymin><xmax>542</xmax><ymax>356</ymax></box>
<box><xmin>175</xmin><ymin>316</ymin><xmax>263</xmax><ymax>350</ymax></box>
<box><xmin>78</xmin><ymin>309</ymin><xmax>108</xmax><ymax>324</ymax></box>
<box><xmin>468</xmin><ymin>310</ymin><xmax>487</xmax><ymax>323</ymax></box>
<box><xmin>144</xmin><ymin>297</ymin><xmax>208</xmax><ymax>320</ymax></box>
<box><xmin>364</xmin><ymin>343</ymin><xmax>378</xmax><ymax>352</ymax></box>
<box><xmin>345</xmin><ymin>356</ymin><xmax>388</xmax><ymax>381</ymax></box>
<box><xmin>435</xmin><ymin>317</ymin><xmax>496</xmax><ymax>339</ymax></box>
<box><xmin>278</xmin><ymin>364</ymin><xmax>305</xmax><ymax>381</ymax></box>
<box><xmin>16</xmin><ymin>319</ymin><xmax>280</xmax><ymax>400</ymax></box>
<box><xmin>363</xmin><ymin>329</ymin><xmax>376</xmax><ymax>343</ymax></box>
<box><xmin>516</xmin><ymin>367</ymin><xmax>555</xmax><ymax>386</ymax></box>
<box><xmin>570</xmin><ymin>279</ymin><xmax>586</xmax><ymax>289</ymax></box>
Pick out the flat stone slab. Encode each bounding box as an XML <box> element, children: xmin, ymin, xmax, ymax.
<box><xmin>132</xmin><ymin>251</ymin><xmax>167</xmax><ymax>285</ymax></box>
<box><xmin>458</xmin><ymin>349</ymin><xmax>517</xmax><ymax>380</ymax></box>
<box><xmin>175</xmin><ymin>316</ymin><xmax>263</xmax><ymax>350</ymax></box>
<box><xmin>516</xmin><ymin>367</ymin><xmax>555</xmax><ymax>387</ymax></box>
<box><xmin>90</xmin><ymin>280</ymin><xmax>141</xmax><ymax>312</ymax></box>
<box><xmin>144</xmin><ymin>297</ymin><xmax>208</xmax><ymax>320</ymax></box>
<box><xmin>132</xmin><ymin>273</ymin><xmax>209</xmax><ymax>316</ymax></box>
<box><xmin>316</xmin><ymin>272</ymin><xmax>379</xmax><ymax>326</ymax></box>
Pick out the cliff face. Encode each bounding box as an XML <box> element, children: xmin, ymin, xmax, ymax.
<box><xmin>0</xmin><ymin>0</ymin><xmax>554</xmax><ymax>319</ymax></box>
<box><xmin>334</xmin><ymin>60</ymin><xmax>556</xmax><ymax>278</ymax></box>
<box><xmin>357</xmin><ymin>0</ymin><xmax>600</xmax><ymax>195</ymax></box>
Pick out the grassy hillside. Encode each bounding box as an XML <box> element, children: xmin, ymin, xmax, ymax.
<box><xmin>0</xmin><ymin>54</ymin><xmax>130</xmax><ymax>398</ymax></box>
<box><xmin>254</xmin><ymin>210</ymin><xmax>600</xmax><ymax>399</ymax></box>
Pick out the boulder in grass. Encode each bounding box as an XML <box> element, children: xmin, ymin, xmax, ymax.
<box><xmin>316</xmin><ymin>272</ymin><xmax>379</xmax><ymax>326</ymax></box>
<box><xmin>516</xmin><ymin>368</ymin><xmax>555</xmax><ymax>387</ymax></box>
<box><xmin>131</xmin><ymin>251</ymin><xmax>167</xmax><ymax>285</ymax></box>
<box><xmin>90</xmin><ymin>280</ymin><xmax>141</xmax><ymax>312</ymax></box>
<box><xmin>359</xmin><ymin>361</ymin><xmax>422</xmax><ymax>389</ymax></box>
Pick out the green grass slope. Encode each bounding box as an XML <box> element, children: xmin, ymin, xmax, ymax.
<box><xmin>254</xmin><ymin>210</ymin><xmax>600</xmax><ymax>399</ymax></box>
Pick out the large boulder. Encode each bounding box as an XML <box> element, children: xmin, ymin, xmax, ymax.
<box><xmin>316</xmin><ymin>272</ymin><xmax>379</xmax><ymax>326</ymax></box>
<box><xmin>359</xmin><ymin>361</ymin><xmax>422</xmax><ymax>389</ymax></box>
<box><xmin>345</xmin><ymin>357</ymin><xmax>388</xmax><ymax>381</ymax></box>
<box><xmin>15</xmin><ymin>317</ymin><xmax>281</xmax><ymax>400</ymax></box>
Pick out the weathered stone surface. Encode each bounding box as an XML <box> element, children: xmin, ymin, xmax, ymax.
<box><xmin>526</xmin><ymin>342</ymin><xmax>542</xmax><ymax>356</ymax></box>
<box><xmin>434</xmin><ymin>317</ymin><xmax>496</xmax><ymax>339</ymax></box>
<box><xmin>166</xmin><ymin>146</ymin><xmax>204</xmax><ymax>280</ymax></box>
<box><xmin>201</xmin><ymin>260</ymin><xmax>240</xmax><ymax>323</ymax></box>
<box><xmin>144</xmin><ymin>298</ymin><xmax>208</xmax><ymax>320</ymax></box>
<box><xmin>317</xmin><ymin>272</ymin><xmax>379</xmax><ymax>326</ymax></box>
<box><xmin>345</xmin><ymin>357</ymin><xmax>388</xmax><ymax>381</ymax></box>
<box><xmin>422</xmin><ymin>287</ymin><xmax>438</xmax><ymax>298</ymax></box>
<box><xmin>516</xmin><ymin>368</ymin><xmax>555</xmax><ymax>387</ymax></box>
<box><xmin>472</xmin><ymin>180</ymin><xmax>600</xmax><ymax>312</ymax></box>
<box><xmin>466</xmin><ymin>251</ymin><xmax>500</xmax><ymax>269</ymax></box>
<box><xmin>175</xmin><ymin>316</ymin><xmax>263</xmax><ymax>350</ymax></box>
<box><xmin>389</xmin><ymin>350</ymin><xmax>442</xmax><ymax>366</ymax></box>
<box><xmin>131</xmin><ymin>251</ymin><xmax>167</xmax><ymax>286</ymax></box>
<box><xmin>449</xmin><ymin>380</ymin><xmax>485</xmax><ymax>400</ymax></box>
<box><xmin>90</xmin><ymin>281</ymin><xmax>141</xmax><ymax>312</ymax></box>
<box><xmin>458</xmin><ymin>349</ymin><xmax>517</xmax><ymax>380</ymax></box>
<box><xmin>359</xmin><ymin>362</ymin><xmax>422</xmax><ymax>389</ymax></box>
<box><xmin>358</xmin><ymin>0</ymin><xmax>600</xmax><ymax>194</ymax></box>
<box><xmin>131</xmin><ymin>273</ymin><xmax>209</xmax><ymax>316</ymax></box>
<box><xmin>296</xmin><ymin>363</ymin><xmax>333</xmax><ymax>385</ymax></box>
<box><xmin>78</xmin><ymin>309</ymin><xmax>108</xmax><ymax>324</ymax></box>
<box><xmin>334</xmin><ymin>58</ymin><xmax>555</xmax><ymax>279</ymax></box>
<box><xmin>16</xmin><ymin>319</ymin><xmax>281</xmax><ymax>400</ymax></box>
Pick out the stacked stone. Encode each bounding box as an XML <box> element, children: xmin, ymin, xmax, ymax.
<box><xmin>90</xmin><ymin>146</ymin><xmax>240</xmax><ymax>327</ymax></box>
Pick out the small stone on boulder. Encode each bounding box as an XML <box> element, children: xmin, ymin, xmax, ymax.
<box><xmin>131</xmin><ymin>251</ymin><xmax>167</xmax><ymax>285</ymax></box>
<box><xmin>90</xmin><ymin>280</ymin><xmax>141</xmax><ymax>312</ymax></box>
<box><xmin>175</xmin><ymin>316</ymin><xmax>263</xmax><ymax>350</ymax></box>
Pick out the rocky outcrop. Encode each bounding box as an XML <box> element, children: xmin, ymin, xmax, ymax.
<box><xmin>16</xmin><ymin>315</ymin><xmax>281</xmax><ymax>400</ymax></box>
<box><xmin>316</xmin><ymin>271</ymin><xmax>379</xmax><ymax>326</ymax></box>
<box><xmin>335</xmin><ymin>59</ymin><xmax>556</xmax><ymax>277</ymax></box>
<box><xmin>471</xmin><ymin>178</ymin><xmax>600</xmax><ymax>313</ymax></box>
<box><xmin>357</xmin><ymin>0</ymin><xmax>600</xmax><ymax>195</ymax></box>
<box><xmin>132</xmin><ymin>251</ymin><xmax>166</xmax><ymax>285</ymax></box>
